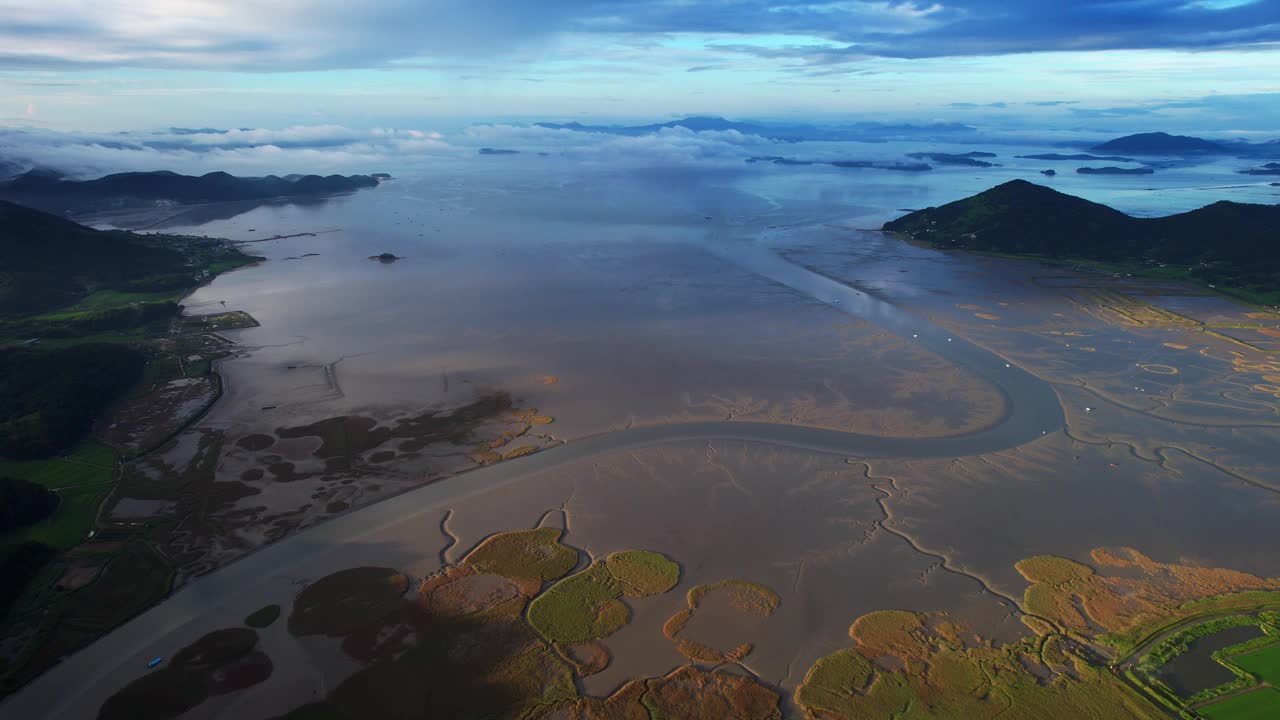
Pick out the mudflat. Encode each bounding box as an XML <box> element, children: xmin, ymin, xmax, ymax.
<box><xmin>4</xmin><ymin>165</ymin><xmax>1280</xmax><ymax>720</ymax></box>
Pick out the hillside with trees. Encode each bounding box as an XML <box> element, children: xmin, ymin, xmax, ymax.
<box><xmin>884</xmin><ymin>180</ymin><xmax>1280</xmax><ymax>303</ymax></box>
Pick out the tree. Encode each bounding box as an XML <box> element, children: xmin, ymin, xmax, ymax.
<box><xmin>0</xmin><ymin>476</ymin><xmax>59</xmax><ymax>532</ymax></box>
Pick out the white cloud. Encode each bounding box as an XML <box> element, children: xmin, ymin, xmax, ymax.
<box><xmin>0</xmin><ymin>122</ymin><xmax>780</xmax><ymax>178</ymax></box>
<box><xmin>0</xmin><ymin>0</ymin><xmax>600</xmax><ymax>70</ymax></box>
<box><xmin>3</xmin><ymin>0</ymin><xmax>1276</xmax><ymax>72</ymax></box>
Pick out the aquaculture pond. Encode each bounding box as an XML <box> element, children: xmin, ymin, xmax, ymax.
<box><xmin>1156</xmin><ymin>625</ymin><xmax>1265</xmax><ymax>697</ymax></box>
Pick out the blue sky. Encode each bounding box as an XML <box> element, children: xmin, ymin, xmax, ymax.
<box><xmin>1</xmin><ymin>0</ymin><xmax>1278</xmax><ymax>131</ymax></box>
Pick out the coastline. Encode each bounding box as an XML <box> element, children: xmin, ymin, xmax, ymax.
<box><xmin>892</xmin><ymin>232</ymin><xmax>1280</xmax><ymax>310</ymax></box>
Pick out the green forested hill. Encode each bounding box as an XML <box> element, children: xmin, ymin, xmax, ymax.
<box><xmin>0</xmin><ymin>199</ymin><xmax>247</xmax><ymax>316</ymax></box>
<box><xmin>883</xmin><ymin>181</ymin><xmax>1280</xmax><ymax>302</ymax></box>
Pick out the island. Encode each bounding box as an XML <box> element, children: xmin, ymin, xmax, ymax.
<box><xmin>1040</xmin><ymin>169</ymin><xmax>1057</xmax><ymax>176</ymax></box>
<box><xmin>1090</xmin><ymin>132</ymin><xmax>1227</xmax><ymax>155</ymax></box>
<box><xmin>746</xmin><ymin>156</ymin><xmax>816</xmax><ymax>166</ymax></box>
<box><xmin>905</xmin><ymin>151</ymin><xmax>998</xmax><ymax>167</ymax></box>
<box><xmin>1017</xmin><ymin>153</ymin><xmax>1138</xmax><ymax>163</ymax></box>
<box><xmin>1241</xmin><ymin>163</ymin><xmax>1280</xmax><ymax>176</ymax></box>
<box><xmin>478</xmin><ymin>148</ymin><xmax>520</xmax><ymax>155</ymax></box>
<box><xmin>1077</xmin><ymin>166</ymin><xmax>1155</xmax><ymax>175</ymax></box>
<box><xmin>747</xmin><ymin>157</ymin><xmax>932</xmax><ymax>171</ymax></box>
<box><xmin>368</xmin><ymin>253</ymin><xmax>403</xmax><ymax>263</ymax></box>
<box><xmin>831</xmin><ymin>160</ymin><xmax>932</xmax><ymax>172</ymax></box>
<box><xmin>883</xmin><ymin>179</ymin><xmax>1280</xmax><ymax>303</ymax></box>
<box><xmin>0</xmin><ymin>170</ymin><xmax>385</xmax><ymax>214</ymax></box>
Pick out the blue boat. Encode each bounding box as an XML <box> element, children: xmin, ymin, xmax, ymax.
<box><xmin>147</xmin><ymin>657</ymin><xmax>163</xmax><ymax>669</ymax></box>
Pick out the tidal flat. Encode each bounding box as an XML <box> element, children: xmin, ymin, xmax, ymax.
<box><xmin>7</xmin><ymin>153</ymin><xmax>1280</xmax><ymax>719</ymax></box>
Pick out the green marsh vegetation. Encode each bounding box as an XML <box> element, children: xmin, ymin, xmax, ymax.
<box><xmin>266</xmin><ymin>533</ymin><xmax>780</xmax><ymax>720</ymax></box>
<box><xmin>527</xmin><ymin>550</ymin><xmax>679</xmax><ymax>643</ymax></box>
<box><xmin>462</xmin><ymin>527</ymin><xmax>578</xmax><ymax>591</ymax></box>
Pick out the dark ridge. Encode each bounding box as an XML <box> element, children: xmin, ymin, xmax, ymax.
<box><xmin>1240</xmin><ymin>163</ymin><xmax>1280</xmax><ymax>176</ymax></box>
<box><xmin>0</xmin><ymin>200</ymin><xmax>255</xmax><ymax>316</ymax></box>
<box><xmin>0</xmin><ymin>170</ymin><xmax>385</xmax><ymax>214</ymax></box>
<box><xmin>746</xmin><ymin>156</ymin><xmax>816</xmax><ymax>165</ymax></box>
<box><xmin>1077</xmin><ymin>166</ymin><xmax>1155</xmax><ymax>175</ymax></box>
<box><xmin>905</xmin><ymin>152</ymin><xmax>997</xmax><ymax>167</ymax></box>
<box><xmin>1090</xmin><ymin>132</ymin><xmax>1227</xmax><ymax>156</ymax></box>
<box><xmin>1017</xmin><ymin>153</ymin><xmax>1138</xmax><ymax>163</ymax></box>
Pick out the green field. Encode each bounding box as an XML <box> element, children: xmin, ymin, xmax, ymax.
<box><xmin>0</xmin><ymin>330</ymin><xmax>150</xmax><ymax>349</ymax></box>
<box><xmin>1234</xmin><ymin>643</ymin><xmax>1280</xmax><ymax>684</ymax></box>
<box><xmin>1</xmin><ymin>443</ymin><xmax>115</xmax><ymax>551</ymax></box>
<box><xmin>5</xmin><ymin>485</ymin><xmax>111</xmax><ymax>550</ymax></box>
<box><xmin>0</xmin><ymin>443</ymin><xmax>115</xmax><ymax>490</ymax></box>
<box><xmin>1200</xmin><ymin>687</ymin><xmax>1280</xmax><ymax>720</ymax></box>
<box><xmin>64</xmin><ymin>289</ymin><xmax>184</xmax><ymax>313</ymax></box>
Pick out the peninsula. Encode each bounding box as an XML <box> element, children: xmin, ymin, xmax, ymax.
<box><xmin>0</xmin><ymin>170</ymin><xmax>385</xmax><ymax>214</ymax></box>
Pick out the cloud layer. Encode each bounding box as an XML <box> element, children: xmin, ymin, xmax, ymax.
<box><xmin>1</xmin><ymin>1</ymin><xmax>1277</xmax><ymax>70</ymax></box>
<box><xmin>0</xmin><ymin>123</ymin><xmax>782</xmax><ymax>178</ymax></box>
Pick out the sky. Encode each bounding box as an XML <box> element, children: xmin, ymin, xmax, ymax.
<box><xmin>0</xmin><ymin>0</ymin><xmax>1277</xmax><ymax>133</ymax></box>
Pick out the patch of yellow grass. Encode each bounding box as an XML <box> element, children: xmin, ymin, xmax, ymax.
<box><xmin>502</xmin><ymin>445</ymin><xmax>538</xmax><ymax>460</ymax></box>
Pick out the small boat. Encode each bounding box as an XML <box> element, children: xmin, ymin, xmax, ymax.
<box><xmin>147</xmin><ymin>657</ymin><xmax>163</xmax><ymax>669</ymax></box>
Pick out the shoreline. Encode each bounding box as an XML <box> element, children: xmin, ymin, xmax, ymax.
<box><xmin>890</xmin><ymin>233</ymin><xmax>1280</xmax><ymax>311</ymax></box>
<box><xmin>73</xmin><ymin>189</ymin><xmax>369</xmax><ymax>232</ymax></box>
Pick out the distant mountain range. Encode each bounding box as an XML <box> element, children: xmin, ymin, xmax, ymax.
<box><xmin>1090</xmin><ymin>132</ymin><xmax>1229</xmax><ymax>156</ymax></box>
<box><xmin>1076</xmin><ymin>166</ymin><xmax>1154</xmax><ymax>175</ymax></box>
<box><xmin>883</xmin><ymin>180</ymin><xmax>1280</xmax><ymax>302</ymax></box>
<box><xmin>1087</xmin><ymin>132</ymin><xmax>1280</xmax><ymax>158</ymax></box>
<box><xmin>528</xmin><ymin>120</ymin><xmax>1280</xmax><ymax>160</ymax></box>
<box><xmin>534</xmin><ymin>116</ymin><xmax>977</xmax><ymax>142</ymax></box>
<box><xmin>0</xmin><ymin>170</ymin><xmax>386</xmax><ymax>214</ymax></box>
